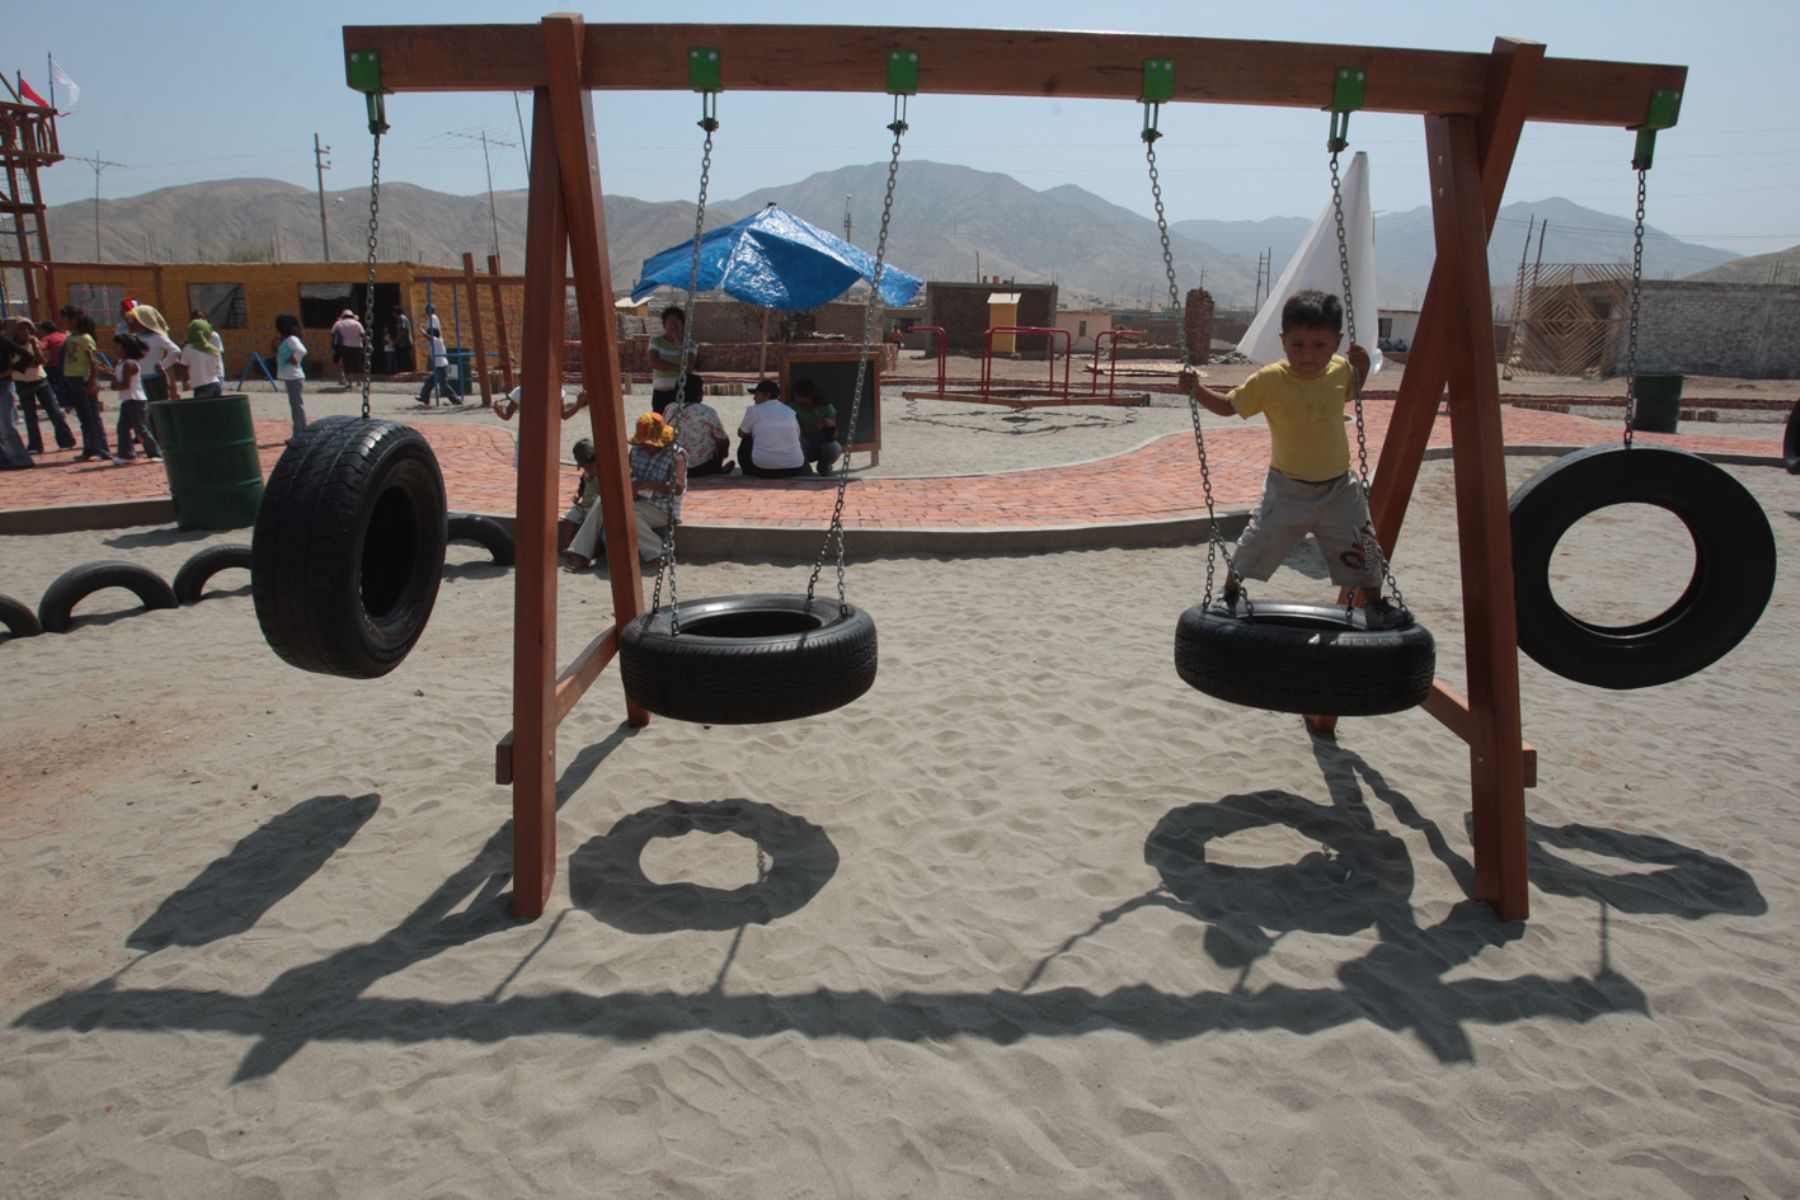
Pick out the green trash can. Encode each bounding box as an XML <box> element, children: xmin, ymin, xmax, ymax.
<box><xmin>1631</xmin><ymin>373</ymin><xmax>1683</xmax><ymax>433</ymax></box>
<box><xmin>447</xmin><ymin>348</ymin><xmax>473</xmax><ymax>396</ymax></box>
<box><xmin>149</xmin><ymin>393</ymin><xmax>265</xmax><ymax>530</ymax></box>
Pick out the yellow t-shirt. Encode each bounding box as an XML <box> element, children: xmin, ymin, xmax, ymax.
<box><xmin>1228</xmin><ymin>357</ymin><xmax>1355</xmax><ymax>482</ymax></box>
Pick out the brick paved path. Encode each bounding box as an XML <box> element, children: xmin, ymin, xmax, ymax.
<box><xmin>0</xmin><ymin>401</ymin><xmax>1781</xmax><ymax>532</ymax></box>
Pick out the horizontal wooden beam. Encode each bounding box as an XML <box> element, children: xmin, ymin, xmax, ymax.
<box><xmin>494</xmin><ymin>624</ymin><xmax>621</xmax><ymax>786</ymax></box>
<box><xmin>343</xmin><ymin>24</ymin><xmax>1684</xmax><ymax>127</ymax></box>
<box><xmin>1420</xmin><ymin>680</ymin><xmax>1537</xmax><ymax>789</ymax></box>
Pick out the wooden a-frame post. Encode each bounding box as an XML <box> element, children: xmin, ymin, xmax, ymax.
<box><xmin>345</xmin><ymin>18</ymin><xmax>1685</xmax><ymax>924</ymax></box>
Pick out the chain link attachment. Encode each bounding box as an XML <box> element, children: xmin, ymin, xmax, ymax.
<box><xmin>805</xmin><ymin>93</ymin><xmax>908</xmax><ymax>614</ymax></box>
<box><xmin>359</xmin><ymin>131</ymin><xmax>382</xmax><ymax>423</ymax></box>
<box><xmin>1622</xmin><ymin>167</ymin><xmax>1647</xmax><ymax>449</ymax></box>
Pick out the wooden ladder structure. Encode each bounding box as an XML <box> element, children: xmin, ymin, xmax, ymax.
<box><xmin>343</xmin><ymin>16</ymin><xmax>1685</xmax><ymax>923</ymax></box>
<box><xmin>0</xmin><ymin>84</ymin><xmax>63</xmax><ymax>319</ymax></box>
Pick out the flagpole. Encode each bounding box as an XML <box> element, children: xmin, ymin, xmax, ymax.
<box><xmin>48</xmin><ymin>53</ymin><xmax>54</xmax><ymax>111</ymax></box>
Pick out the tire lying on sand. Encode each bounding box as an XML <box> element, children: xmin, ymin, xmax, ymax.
<box><xmin>1509</xmin><ymin>443</ymin><xmax>1776</xmax><ymax>690</ymax></box>
<box><xmin>172</xmin><ymin>543</ymin><xmax>255</xmax><ymax>605</ymax></box>
<box><xmin>38</xmin><ymin>561</ymin><xmax>179</xmax><ymax>634</ymax></box>
<box><xmin>619</xmin><ymin>594</ymin><xmax>878</xmax><ymax>725</ymax></box>
<box><xmin>446</xmin><ymin>513</ymin><xmax>515</xmax><ymax>567</ymax></box>
<box><xmin>252</xmin><ymin>416</ymin><xmax>447</xmax><ymax>679</ymax></box>
<box><xmin>1174</xmin><ymin>598</ymin><xmax>1436</xmax><ymax>717</ymax></box>
<box><xmin>0</xmin><ymin>592</ymin><xmax>43</xmax><ymax>639</ymax></box>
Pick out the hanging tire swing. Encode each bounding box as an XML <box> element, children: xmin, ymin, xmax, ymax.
<box><xmin>1147</xmin><ymin>84</ymin><xmax>1433</xmax><ymax>715</ymax></box>
<box><xmin>617</xmin><ymin>73</ymin><xmax>905</xmax><ymax>725</ymax></box>
<box><xmin>253</xmin><ymin>417</ymin><xmax>447</xmax><ymax>678</ymax></box>
<box><xmin>1509</xmin><ymin>146</ymin><xmax>1776</xmax><ymax>691</ymax></box>
<box><xmin>1510</xmin><ymin>443</ymin><xmax>1775</xmax><ymax>690</ymax></box>
<box><xmin>250</xmin><ymin>94</ymin><xmax>448</xmax><ymax>679</ymax></box>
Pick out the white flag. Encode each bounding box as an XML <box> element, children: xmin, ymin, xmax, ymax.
<box><xmin>49</xmin><ymin>59</ymin><xmax>79</xmax><ymax>109</ymax></box>
<box><xmin>1238</xmin><ymin>150</ymin><xmax>1382</xmax><ymax>375</ymax></box>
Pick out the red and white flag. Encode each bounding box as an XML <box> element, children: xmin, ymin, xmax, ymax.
<box><xmin>18</xmin><ymin>77</ymin><xmax>51</xmax><ymax>108</ymax></box>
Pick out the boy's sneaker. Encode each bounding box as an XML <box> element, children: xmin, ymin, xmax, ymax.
<box><xmin>1362</xmin><ymin>596</ymin><xmax>1411</xmax><ymax>631</ymax></box>
<box><xmin>112</xmin><ymin>454</ymin><xmax>136</xmax><ymax>464</ymax></box>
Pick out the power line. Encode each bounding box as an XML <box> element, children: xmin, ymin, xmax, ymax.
<box><xmin>67</xmin><ymin>155</ymin><xmax>125</xmax><ymax>260</ymax></box>
<box><xmin>447</xmin><ymin>129</ymin><xmax>519</xmax><ymax>269</ymax></box>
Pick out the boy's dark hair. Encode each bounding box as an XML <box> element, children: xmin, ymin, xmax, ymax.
<box><xmin>791</xmin><ymin>378</ymin><xmax>820</xmax><ymax>400</ymax></box>
<box><xmin>75</xmin><ymin>314</ymin><xmax>97</xmax><ymax>335</ymax></box>
<box><xmin>59</xmin><ymin>304</ymin><xmax>84</xmax><ymax>321</ymax></box>
<box><xmin>114</xmin><ymin>333</ymin><xmax>147</xmax><ymax>359</ymax></box>
<box><xmin>37</xmin><ymin>320</ymin><xmax>57</xmax><ymax>334</ymax></box>
<box><xmin>660</xmin><ymin>305</ymin><xmax>685</xmax><ymax>326</ymax></box>
<box><xmin>1280</xmin><ymin>290</ymin><xmax>1343</xmax><ymax>333</ymax></box>
<box><xmin>275</xmin><ymin>313</ymin><xmax>301</xmax><ymax>338</ymax></box>
<box><xmin>682</xmin><ymin>371</ymin><xmax>705</xmax><ymax>397</ymax></box>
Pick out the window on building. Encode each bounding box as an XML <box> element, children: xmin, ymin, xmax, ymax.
<box><xmin>1378</xmin><ymin>317</ymin><xmax>1394</xmax><ymax>339</ymax></box>
<box><xmin>299</xmin><ymin>282</ymin><xmax>358</xmax><ymax>329</ymax></box>
<box><xmin>187</xmin><ymin>283</ymin><xmax>247</xmax><ymax>329</ymax></box>
<box><xmin>1078</xmin><ymin>320</ymin><xmax>1088</xmax><ymax>338</ymax></box>
<box><xmin>65</xmin><ymin>283</ymin><xmax>131</xmax><ymax>320</ymax></box>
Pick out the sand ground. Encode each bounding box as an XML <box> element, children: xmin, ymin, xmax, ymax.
<box><xmin>2</xmin><ymin>443</ymin><xmax>1798</xmax><ymax>1196</ymax></box>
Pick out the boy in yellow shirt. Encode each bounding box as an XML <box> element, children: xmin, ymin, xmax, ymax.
<box><xmin>1178</xmin><ymin>289</ymin><xmax>1405</xmax><ymax>629</ymax></box>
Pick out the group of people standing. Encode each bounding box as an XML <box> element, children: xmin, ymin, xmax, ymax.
<box><xmin>0</xmin><ymin>300</ymin><xmax>230</xmax><ymax>468</ymax></box>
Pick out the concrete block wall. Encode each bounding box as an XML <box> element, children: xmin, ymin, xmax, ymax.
<box><xmin>1614</xmin><ymin>281</ymin><xmax>1800</xmax><ymax>379</ymax></box>
<box><xmin>924</xmin><ymin>282</ymin><xmax>1058</xmax><ymax>353</ymax></box>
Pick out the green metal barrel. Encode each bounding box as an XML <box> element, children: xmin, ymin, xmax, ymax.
<box><xmin>1631</xmin><ymin>373</ymin><xmax>1684</xmax><ymax>434</ymax></box>
<box><xmin>149</xmin><ymin>393</ymin><xmax>265</xmax><ymax>530</ymax></box>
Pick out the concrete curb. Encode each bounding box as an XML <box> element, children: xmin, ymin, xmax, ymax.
<box><xmin>0</xmin><ymin>498</ymin><xmax>176</xmax><ymax>535</ymax></box>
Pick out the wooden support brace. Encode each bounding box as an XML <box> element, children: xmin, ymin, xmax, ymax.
<box><xmin>1426</xmin><ymin>112</ymin><xmax>1531</xmax><ymax>923</ymax></box>
<box><xmin>495</xmin><ymin>623</ymin><xmax>621</xmax><ymax>786</ymax></box>
<box><xmin>1420</xmin><ymin>681</ymin><xmax>1536</xmax><ymax>789</ymax></box>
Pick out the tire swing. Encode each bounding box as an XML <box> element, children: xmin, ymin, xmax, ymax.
<box><xmin>1145</xmin><ymin>84</ymin><xmax>1434</xmax><ymax>715</ymax></box>
<box><xmin>1509</xmin><ymin>129</ymin><xmax>1776</xmax><ymax>690</ymax></box>
<box><xmin>618</xmin><ymin>81</ymin><xmax>895</xmax><ymax>725</ymax></box>
<box><xmin>250</xmin><ymin>86</ymin><xmax>448</xmax><ymax>679</ymax></box>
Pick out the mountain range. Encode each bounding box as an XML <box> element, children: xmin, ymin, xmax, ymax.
<box><xmin>40</xmin><ymin>161</ymin><xmax>1755</xmax><ymax>309</ymax></box>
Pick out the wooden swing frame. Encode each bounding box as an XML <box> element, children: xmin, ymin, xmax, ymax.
<box><xmin>342</xmin><ymin>15</ymin><xmax>1685</xmax><ymax>923</ymax></box>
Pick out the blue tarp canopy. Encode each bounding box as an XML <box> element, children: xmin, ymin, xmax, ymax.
<box><xmin>630</xmin><ymin>203</ymin><xmax>923</xmax><ymax>312</ymax></box>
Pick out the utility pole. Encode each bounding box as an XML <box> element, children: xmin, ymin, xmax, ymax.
<box><xmin>69</xmin><ymin>155</ymin><xmax>124</xmax><ymax>261</ymax></box>
<box><xmin>843</xmin><ymin>193</ymin><xmax>853</xmax><ymax>244</ymax></box>
<box><xmin>313</xmin><ymin>133</ymin><xmax>332</xmax><ymax>261</ymax></box>
<box><xmin>449</xmin><ymin>129</ymin><xmax>518</xmax><ymax>270</ymax></box>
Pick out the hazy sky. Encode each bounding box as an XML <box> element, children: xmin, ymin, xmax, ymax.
<box><xmin>13</xmin><ymin>1</ymin><xmax>1800</xmax><ymax>256</ymax></box>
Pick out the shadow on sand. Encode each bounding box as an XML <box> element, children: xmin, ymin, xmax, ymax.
<box><xmin>11</xmin><ymin>723</ymin><xmax>1763</xmax><ymax>1080</ymax></box>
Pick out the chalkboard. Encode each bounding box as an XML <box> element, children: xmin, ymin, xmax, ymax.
<box><xmin>782</xmin><ymin>351</ymin><xmax>882</xmax><ymax>464</ymax></box>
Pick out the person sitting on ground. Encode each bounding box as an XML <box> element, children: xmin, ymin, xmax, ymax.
<box><xmin>558</xmin><ymin>437</ymin><xmax>605</xmax><ymax>569</ymax></box>
<box><xmin>331</xmin><ymin>309</ymin><xmax>366</xmax><ymax>388</ymax></box>
<box><xmin>110</xmin><ymin>333</ymin><xmax>163</xmax><ymax>463</ymax></box>
<box><xmin>1177</xmin><ymin>288</ymin><xmax>1405</xmax><ymax>629</ymax></box>
<box><xmin>179</xmin><ymin>317</ymin><xmax>226</xmax><ymax>398</ymax></box>
<box><xmin>561</xmin><ymin>414</ymin><xmax>688</xmax><ymax>569</ymax></box>
<box><xmin>786</xmin><ymin>377</ymin><xmax>842</xmax><ymax>475</ymax></box>
<box><xmin>736</xmin><ymin>379</ymin><xmax>808</xmax><ymax>479</ymax></box>
<box><xmin>647</xmin><ymin>306</ymin><xmax>692</xmax><ymax>415</ymax></box>
<box><xmin>667</xmin><ymin>372</ymin><xmax>731</xmax><ymax>477</ymax></box>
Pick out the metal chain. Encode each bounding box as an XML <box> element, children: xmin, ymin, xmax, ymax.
<box><xmin>1147</xmin><ymin>133</ymin><xmax>1238</xmax><ymax>609</ymax></box>
<box><xmin>651</xmin><ymin>97</ymin><xmax>718</xmax><ymax>632</ymax></box>
<box><xmin>360</xmin><ymin>131</ymin><xmax>382</xmax><ymax>422</ymax></box>
<box><xmin>806</xmin><ymin>94</ymin><xmax>908</xmax><ymax>613</ymax></box>
<box><xmin>1328</xmin><ymin>149</ymin><xmax>1406</xmax><ymax>613</ymax></box>
<box><xmin>1622</xmin><ymin>167</ymin><xmax>1647</xmax><ymax>449</ymax></box>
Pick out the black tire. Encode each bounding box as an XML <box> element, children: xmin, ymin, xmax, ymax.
<box><xmin>173</xmin><ymin>543</ymin><xmax>255</xmax><ymax>605</ymax></box>
<box><xmin>1510</xmin><ymin>443</ymin><xmax>1776</xmax><ymax>690</ymax></box>
<box><xmin>619</xmin><ymin>593</ymin><xmax>878</xmax><ymax>725</ymax></box>
<box><xmin>38</xmin><ymin>560</ymin><xmax>179</xmax><ymax>634</ymax></box>
<box><xmin>1174</xmin><ymin>599</ymin><xmax>1436</xmax><ymax>716</ymax></box>
<box><xmin>446</xmin><ymin>513</ymin><xmax>515</xmax><ymax>566</ymax></box>
<box><xmin>1784</xmin><ymin>397</ymin><xmax>1799</xmax><ymax>475</ymax></box>
<box><xmin>252</xmin><ymin>417</ymin><xmax>447</xmax><ymax>678</ymax></box>
<box><xmin>0</xmin><ymin>592</ymin><xmax>42</xmax><ymax>639</ymax></box>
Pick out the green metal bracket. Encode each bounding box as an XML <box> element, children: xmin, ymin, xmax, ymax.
<box><xmin>1630</xmin><ymin>87</ymin><xmax>1682</xmax><ymax>170</ymax></box>
<box><xmin>887</xmin><ymin>49</ymin><xmax>919</xmax><ymax>96</ymax></box>
<box><xmin>1141</xmin><ymin>59</ymin><xmax>1174</xmax><ymax>142</ymax></box>
<box><xmin>688</xmin><ymin>47</ymin><xmax>721</xmax><ymax>93</ymax></box>
<box><xmin>1141</xmin><ymin>58</ymin><xmax>1175</xmax><ymax>104</ymax></box>
<box><xmin>1327</xmin><ymin>66</ymin><xmax>1366</xmax><ymax>153</ymax></box>
<box><xmin>346</xmin><ymin>49</ymin><xmax>388</xmax><ymax>135</ymax></box>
